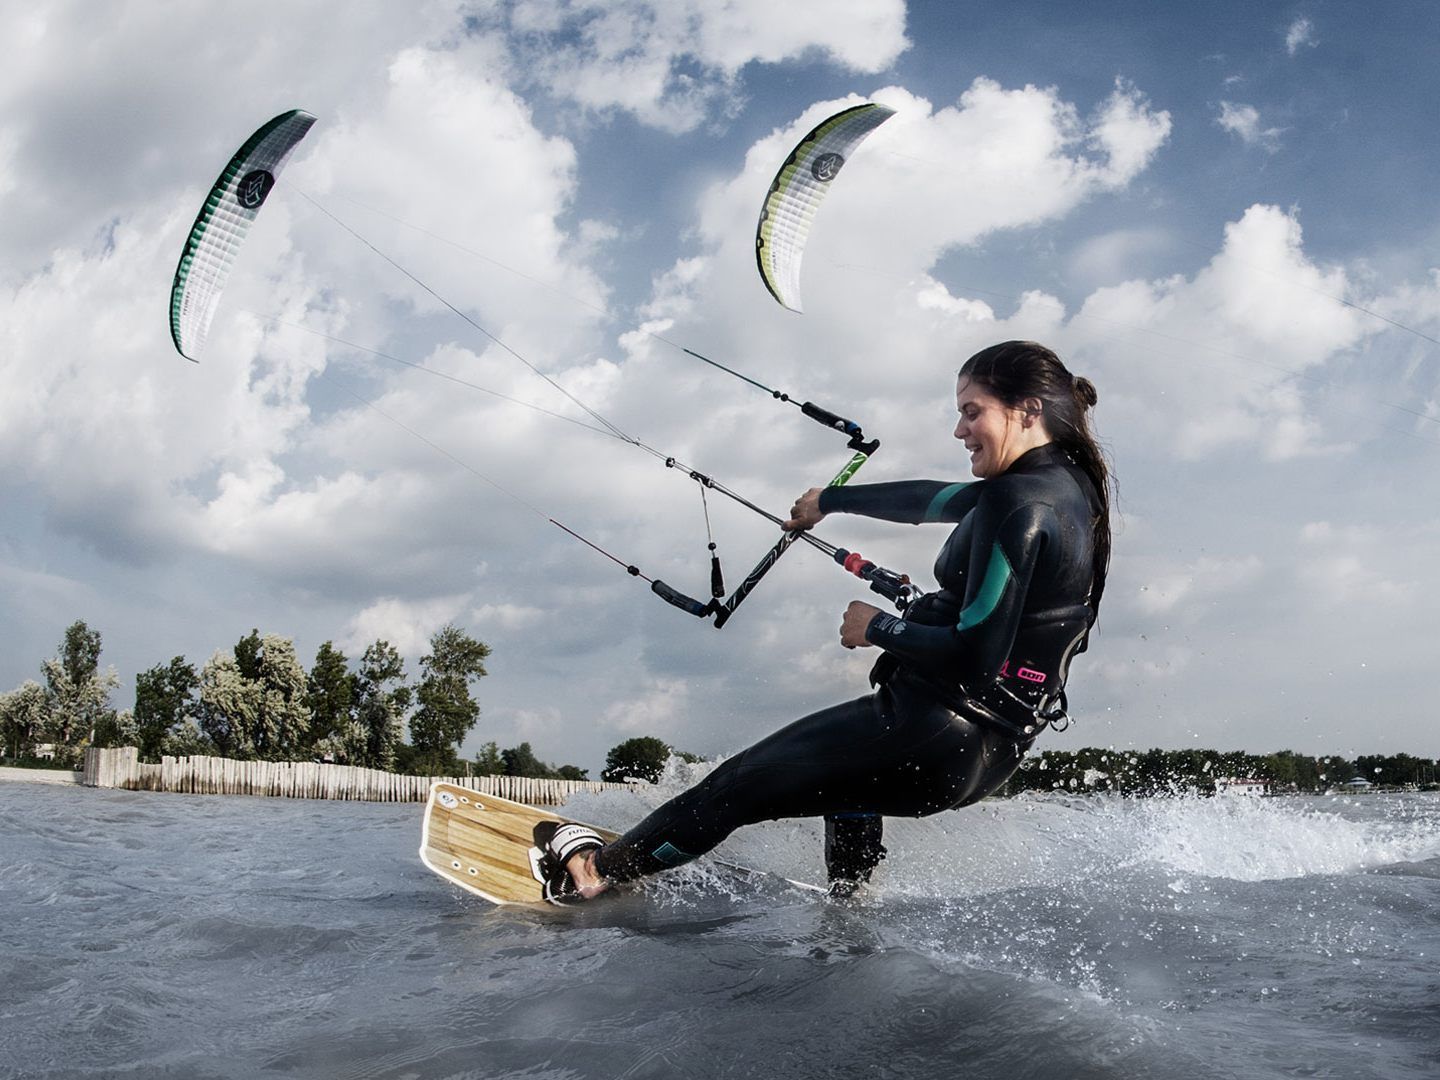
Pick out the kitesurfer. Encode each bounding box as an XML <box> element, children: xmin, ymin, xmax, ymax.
<box><xmin>543</xmin><ymin>341</ymin><xmax>1111</xmax><ymax>901</ymax></box>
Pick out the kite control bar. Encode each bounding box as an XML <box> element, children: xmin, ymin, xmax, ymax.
<box><xmin>647</xmin><ymin>424</ymin><xmax>897</xmax><ymax>627</ymax></box>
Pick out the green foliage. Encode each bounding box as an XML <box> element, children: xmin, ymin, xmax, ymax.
<box><xmin>0</xmin><ymin>681</ymin><xmax>49</xmax><ymax>760</ymax></box>
<box><xmin>473</xmin><ymin>741</ymin><xmax>503</xmax><ymax>775</ymax></box>
<box><xmin>134</xmin><ymin>657</ymin><xmax>200</xmax><ymax>763</ymax></box>
<box><xmin>305</xmin><ymin>641</ymin><xmax>355</xmax><ymax>748</ymax></box>
<box><xmin>198</xmin><ymin>651</ymin><xmax>259</xmax><ymax>758</ymax></box>
<box><xmin>1007</xmin><ymin>746</ymin><xmax>1440</xmax><ymax>796</ymax></box>
<box><xmin>464</xmin><ymin>739</ymin><xmax>588</xmax><ymax>780</ymax></box>
<box><xmin>234</xmin><ymin>629</ymin><xmax>263</xmax><ymax>681</ymax></box>
<box><xmin>39</xmin><ymin>620</ymin><xmax>119</xmax><ymax>764</ymax></box>
<box><xmin>409</xmin><ymin>625</ymin><xmax>491</xmax><ymax>774</ymax></box>
<box><xmin>91</xmin><ymin>708</ymin><xmax>138</xmax><ymax>750</ymax></box>
<box><xmin>161</xmin><ymin>718</ymin><xmax>214</xmax><ymax>758</ymax></box>
<box><xmin>196</xmin><ymin>633</ymin><xmax>312</xmax><ymax>761</ymax></box>
<box><xmin>501</xmin><ymin>741</ymin><xmax>549</xmax><ymax>777</ymax></box>
<box><xmin>601</xmin><ymin>736</ymin><xmax>674</xmax><ymax>784</ymax></box>
<box><xmin>354</xmin><ymin>641</ymin><xmax>410</xmax><ymax>770</ymax></box>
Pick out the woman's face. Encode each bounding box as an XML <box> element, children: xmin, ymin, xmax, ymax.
<box><xmin>954</xmin><ymin>376</ymin><xmax>1040</xmax><ymax>478</ymax></box>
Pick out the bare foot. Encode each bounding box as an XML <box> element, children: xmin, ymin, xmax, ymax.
<box><xmin>564</xmin><ymin>849</ymin><xmax>611</xmax><ymax>900</ymax></box>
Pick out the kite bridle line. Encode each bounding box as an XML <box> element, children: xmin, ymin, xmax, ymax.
<box><xmin>291</xmin><ymin>189</ymin><xmax>906</xmax><ymax>627</ymax></box>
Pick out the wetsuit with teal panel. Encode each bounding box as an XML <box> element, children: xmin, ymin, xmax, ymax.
<box><xmin>591</xmin><ymin>443</ymin><xmax>1099</xmax><ymax>885</ymax></box>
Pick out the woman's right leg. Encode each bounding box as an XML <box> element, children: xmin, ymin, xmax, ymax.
<box><xmin>591</xmin><ymin>681</ymin><xmax>1010</xmax><ymax>884</ymax></box>
<box><xmin>592</xmin><ymin>693</ymin><xmax>887</xmax><ymax>881</ymax></box>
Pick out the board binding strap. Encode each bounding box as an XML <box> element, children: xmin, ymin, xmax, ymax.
<box><xmin>419</xmin><ymin>780</ymin><xmax>621</xmax><ymax>907</ymax></box>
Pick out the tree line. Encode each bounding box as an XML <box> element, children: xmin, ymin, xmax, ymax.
<box><xmin>1004</xmin><ymin>745</ymin><xmax>1440</xmax><ymax>796</ymax></box>
<box><xmin>11</xmin><ymin>621</ymin><xmax>1431</xmax><ymax>797</ymax></box>
<box><xmin>0</xmin><ymin>619</ymin><xmax>612</xmax><ymax>780</ymax></box>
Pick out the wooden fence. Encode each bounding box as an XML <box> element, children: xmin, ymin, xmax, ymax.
<box><xmin>81</xmin><ymin>746</ymin><xmax>633</xmax><ymax>805</ymax></box>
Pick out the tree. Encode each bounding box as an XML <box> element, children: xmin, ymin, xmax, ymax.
<box><xmin>134</xmin><ymin>657</ymin><xmax>200</xmax><ymax>762</ymax></box>
<box><xmin>198</xmin><ymin>651</ymin><xmax>261</xmax><ymax>758</ymax></box>
<box><xmin>0</xmin><ymin>682</ymin><xmax>49</xmax><ymax>761</ymax></box>
<box><xmin>602</xmin><ymin>736</ymin><xmax>672</xmax><ymax>783</ymax></box>
<box><xmin>40</xmin><ymin>620</ymin><xmax>119</xmax><ymax>763</ymax></box>
<box><xmin>194</xmin><ymin>632</ymin><xmax>311</xmax><ymax>761</ymax></box>
<box><xmin>161</xmin><ymin>718</ymin><xmax>214</xmax><ymax>758</ymax></box>
<box><xmin>254</xmin><ymin>635</ymin><xmax>311</xmax><ymax>760</ymax></box>
<box><xmin>234</xmin><ymin>629</ymin><xmax>263</xmax><ymax>681</ymax></box>
<box><xmin>90</xmin><ymin>708</ymin><xmax>138</xmax><ymax>750</ymax></box>
<box><xmin>306</xmin><ymin>642</ymin><xmax>356</xmax><ymax>749</ymax></box>
<box><xmin>473</xmin><ymin>741</ymin><xmax>504</xmax><ymax>775</ymax></box>
<box><xmin>409</xmin><ymin>625</ymin><xmax>490</xmax><ymax>775</ymax></box>
<box><xmin>354</xmin><ymin>640</ymin><xmax>410</xmax><ymax>770</ymax></box>
<box><xmin>502</xmin><ymin>742</ymin><xmax>554</xmax><ymax>778</ymax></box>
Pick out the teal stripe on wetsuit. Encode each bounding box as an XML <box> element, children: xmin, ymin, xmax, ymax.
<box><xmin>958</xmin><ymin>543</ymin><xmax>1013</xmax><ymax>629</ymax></box>
<box><xmin>923</xmin><ymin>483</ymin><xmax>973</xmax><ymax>523</ymax></box>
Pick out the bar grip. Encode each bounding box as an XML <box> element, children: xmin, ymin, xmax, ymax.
<box><xmin>800</xmin><ymin>401</ymin><xmax>863</xmax><ymax>438</ymax></box>
<box><xmin>651</xmin><ymin>579</ymin><xmax>716</xmax><ymax>618</ymax></box>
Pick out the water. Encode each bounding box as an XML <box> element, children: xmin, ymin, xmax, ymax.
<box><xmin>2</xmin><ymin>777</ymin><xmax>1438</xmax><ymax>1080</ymax></box>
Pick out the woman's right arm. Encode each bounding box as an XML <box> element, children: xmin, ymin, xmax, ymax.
<box><xmin>815</xmin><ymin>479</ymin><xmax>983</xmax><ymax>525</ymax></box>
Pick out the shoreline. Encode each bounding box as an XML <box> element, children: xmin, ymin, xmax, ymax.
<box><xmin>0</xmin><ymin>765</ymin><xmax>82</xmax><ymax>786</ymax></box>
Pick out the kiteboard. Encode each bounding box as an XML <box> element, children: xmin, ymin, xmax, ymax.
<box><xmin>418</xmin><ymin>780</ymin><xmax>824</xmax><ymax>906</ymax></box>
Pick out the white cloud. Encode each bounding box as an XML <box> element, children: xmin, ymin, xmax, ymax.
<box><xmin>340</xmin><ymin>595</ymin><xmax>473</xmax><ymax>657</ymax></box>
<box><xmin>600</xmin><ymin>676</ymin><xmax>692</xmax><ymax>737</ymax></box>
<box><xmin>1296</xmin><ymin>522</ymin><xmax>1410</xmax><ymax>613</ymax></box>
<box><xmin>1089</xmin><ymin>78</ymin><xmax>1175</xmax><ymax>183</ymax></box>
<box><xmin>1069</xmin><ymin>204</ymin><xmax>1368</xmax><ymax>460</ymax></box>
<box><xmin>1217</xmin><ymin>101</ymin><xmax>1284</xmax><ymax>151</ymax></box>
<box><xmin>505</xmin><ymin>0</ymin><xmax>909</xmax><ymax>132</ymax></box>
<box><xmin>1285</xmin><ymin>17</ymin><xmax>1318</xmax><ymax>56</ymax></box>
<box><xmin>1067</xmin><ymin>227</ymin><xmax>1173</xmax><ymax>288</ymax></box>
<box><xmin>1132</xmin><ymin>555</ymin><xmax>1264</xmax><ymax>615</ymax></box>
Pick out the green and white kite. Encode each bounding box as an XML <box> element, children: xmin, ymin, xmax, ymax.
<box><xmin>754</xmin><ymin>102</ymin><xmax>895</xmax><ymax>313</ymax></box>
<box><xmin>169</xmin><ymin>109</ymin><xmax>317</xmax><ymax>360</ymax></box>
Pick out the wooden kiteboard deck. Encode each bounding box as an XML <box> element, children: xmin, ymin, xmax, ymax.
<box><xmin>419</xmin><ymin>780</ymin><xmax>620</xmax><ymax>905</ymax></box>
<box><xmin>419</xmin><ymin>780</ymin><xmax>827</xmax><ymax>906</ymax></box>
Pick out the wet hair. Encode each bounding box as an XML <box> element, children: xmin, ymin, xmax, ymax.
<box><xmin>959</xmin><ymin>340</ymin><xmax>1113</xmax><ymax>620</ymax></box>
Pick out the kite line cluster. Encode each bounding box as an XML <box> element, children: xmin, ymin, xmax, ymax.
<box><xmin>168</xmin><ymin>106</ymin><xmax>914</xmax><ymax>627</ymax></box>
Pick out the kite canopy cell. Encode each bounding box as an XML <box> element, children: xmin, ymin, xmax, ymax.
<box><xmin>169</xmin><ymin>109</ymin><xmax>317</xmax><ymax>360</ymax></box>
<box><xmin>754</xmin><ymin>102</ymin><xmax>895</xmax><ymax>313</ymax></box>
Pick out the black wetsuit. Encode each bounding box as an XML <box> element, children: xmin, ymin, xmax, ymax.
<box><xmin>593</xmin><ymin>443</ymin><xmax>1100</xmax><ymax>884</ymax></box>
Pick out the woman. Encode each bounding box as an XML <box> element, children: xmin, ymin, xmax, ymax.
<box><xmin>542</xmin><ymin>340</ymin><xmax>1111</xmax><ymax>902</ymax></box>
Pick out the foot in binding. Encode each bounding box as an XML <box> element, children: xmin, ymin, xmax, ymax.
<box><xmin>531</xmin><ymin>822</ymin><xmax>611</xmax><ymax>905</ymax></box>
<box><xmin>824</xmin><ymin>814</ymin><xmax>887</xmax><ymax>898</ymax></box>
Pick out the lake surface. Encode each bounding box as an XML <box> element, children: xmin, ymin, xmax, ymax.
<box><xmin>2</xmin><ymin>775</ymin><xmax>1437</xmax><ymax>1079</ymax></box>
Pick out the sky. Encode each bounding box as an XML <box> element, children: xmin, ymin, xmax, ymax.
<box><xmin>5</xmin><ymin>0</ymin><xmax>1440</xmax><ymax>774</ymax></box>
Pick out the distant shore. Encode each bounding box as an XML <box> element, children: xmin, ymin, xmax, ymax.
<box><xmin>0</xmin><ymin>765</ymin><xmax>82</xmax><ymax>786</ymax></box>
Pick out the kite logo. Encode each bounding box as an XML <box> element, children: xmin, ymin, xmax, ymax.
<box><xmin>811</xmin><ymin>152</ymin><xmax>845</xmax><ymax>182</ymax></box>
<box><xmin>236</xmin><ymin>169</ymin><xmax>276</xmax><ymax>210</ymax></box>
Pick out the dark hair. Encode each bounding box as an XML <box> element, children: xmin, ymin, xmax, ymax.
<box><xmin>959</xmin><ymin>340</ymin><xmax>1112</xmax><ymax>620</ymax></box>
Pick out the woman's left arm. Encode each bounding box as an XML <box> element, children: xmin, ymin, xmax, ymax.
<box><xmin>857</xmin><ymin>493</ymin><xmax>1048</xmax><ymax>680</ymax></box>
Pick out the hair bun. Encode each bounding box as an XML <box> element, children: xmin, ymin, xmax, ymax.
<box><xmin>1073</xmin><ymin>376</ymin><xmax>1098</xmax><ymax>409</ymax></box>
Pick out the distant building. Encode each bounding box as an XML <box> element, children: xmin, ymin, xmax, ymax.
<box><xmin>1215</xmin><ymin>777</ymin><xmax>1269</xmax><ymax>797</ymax></box>
<box><xmin>1339</xmin><ymin>777</ymin><xmax>1374</xmax><ymax>790</ymax></box>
